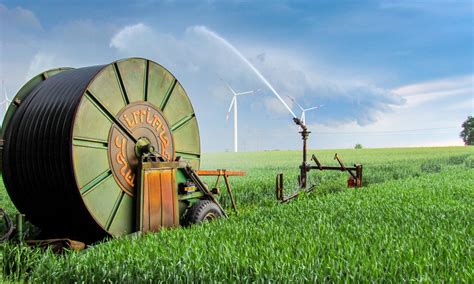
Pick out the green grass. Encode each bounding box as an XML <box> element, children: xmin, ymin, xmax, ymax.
<box><xmin>1</xmin><ymin>146</ymin><xmax>473</xmax><ymax>282</ymax></box>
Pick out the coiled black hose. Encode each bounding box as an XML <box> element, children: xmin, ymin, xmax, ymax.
<box><xmin>2</xmin><ymin>65</ymin><xmax>108</xmax><ymax>242</ymax></box>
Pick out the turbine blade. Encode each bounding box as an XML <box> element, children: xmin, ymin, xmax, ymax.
<box><xmin>227</xmin><ymin>96</ymin><xmax>236</xmax><ymax>120</ymax></box>
<box><xmin>295</xmin><ymin>102</ymin><xmax>305</xmax><ymax>111</ymax></box>
<box><xmin>236</xmin><ymin>90</ymin><xmax>254</xmax><ymax>96</ymax></box>
<box><xmin>225</xmin><ymin>83</ymin><xmax>238</xmax><ymax>96</ymax></box>
<box><xmin>287</xmin><ymin>95</ymin><xmax>304</xmax><ymax>111</ymax></box>
<box><xmin>305</xmin><ymin>105</ymin><xmax>323</xmax><ymax>111</ymax></box>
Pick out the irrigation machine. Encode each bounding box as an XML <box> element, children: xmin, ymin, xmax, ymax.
<box><xmin>0</xmin><ymin>57</ymin><xmax>362</xmax><ymax>249</ymax></box>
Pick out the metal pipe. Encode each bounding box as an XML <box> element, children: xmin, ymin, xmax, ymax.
<box><xmin>16</xmin><ymin>213</ymin><xmax>24</xmax><ymax>241</ymax></box>
<box><xmin>309</xmin><ymin>166</ymin><xmax>358</xmax><ymax>171</ymax></box>
<box><xmin>294</xmin><ymin>117</ymin><xmax>310</xmax><ymax>189</ymax></box>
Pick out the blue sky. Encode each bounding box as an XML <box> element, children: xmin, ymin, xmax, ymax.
<box><xmin>0</xmin><ymin>0</ymin><xmax>473</xmax><ymax>151</ymax></box>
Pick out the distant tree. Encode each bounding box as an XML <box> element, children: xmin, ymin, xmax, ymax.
<box><xmin>354</xmin><ymin>143</ymin><xmax>363</xmax><ymax>149</ymax></box>
<box><xmin>460</xmin><ymin>116</ymin><xmax>474</xmax><ymax>145</ymax></box>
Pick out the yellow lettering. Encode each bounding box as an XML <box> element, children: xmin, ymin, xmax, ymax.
<box><xmin>114</xmin><ymin>135</ymin><xmax>135</xmax><ymax>187</ymax></box>
<box><xmin>152</xmin><ymin>115</ymin><xmax>160</xmax><ymax>128</ymax></box>
<box><xmin>140</xmin><ymin>109</ymin><xmax>147</xmax><ymax>123</ymax></box>
<box><xmin>146</xmin><ymin>108</ymin><xmax>152</xmax><ymax>124</ymax></box>
<box><xmin>123</xmin><ymin>114</ymin><xmax>134</xmax><ymax>128</ymax></box>
<box><xmin>132</xmin><ymin>110</ymin><xmax>140</xmax><ymax>126</ymax></box>
<box><xmin>125</xmin><ymin>169</ymin><xmax>135</xmax><ymax>187</ymax></box>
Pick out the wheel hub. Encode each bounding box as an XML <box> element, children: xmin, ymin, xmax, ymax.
<box><xmin>135</xmin><ymin>137</ymin><xmax>154</xmax><ymax>157</ymax></box>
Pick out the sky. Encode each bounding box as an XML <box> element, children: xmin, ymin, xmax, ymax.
<box><xmin>0</xmin><ymin>0</ymin><xmax>473</xmax><ymax>152</ymax></box>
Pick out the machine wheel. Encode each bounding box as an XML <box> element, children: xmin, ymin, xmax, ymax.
<box><xmin>186</xmin><ymin>200</ymin><xmax>223</xmax><ymax>225</ymax></box>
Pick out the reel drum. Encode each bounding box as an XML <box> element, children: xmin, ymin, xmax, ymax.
<box><xmin>1</xmin><ymin>58</ymin><xmax>201</xmax><ymax>241</ymax></box>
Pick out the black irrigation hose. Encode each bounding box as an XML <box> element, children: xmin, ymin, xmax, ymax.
<box><xmin>2</xmin><ymin>65</ymin><xmax>107</xmax><ymax>242</ymax></box>
<box><xmin>0</xmin><ymin>208</ymin><xmax>14</xmax><ymax>242</ymax></box>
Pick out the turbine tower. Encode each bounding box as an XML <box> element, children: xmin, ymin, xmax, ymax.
<box><xmin>287</xmin><ymin>96</ymin><xmax>323</xmax><ymax>125</ymax></box>
<box><xmin>225</xmin><ymin>83</ymin><xmax>256</xmax><ymax>152</ymax></box>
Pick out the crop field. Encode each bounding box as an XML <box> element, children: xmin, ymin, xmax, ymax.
<box><xmin>0</xmin><ymin>146</ymin><xmax>473</xmax><ymax>282</ymax></box>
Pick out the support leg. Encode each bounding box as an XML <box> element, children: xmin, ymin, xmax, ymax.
<box><xmin>223</xmin><ymin>174</ymin><xmax>238</xmax><ymax>213</ymax></box>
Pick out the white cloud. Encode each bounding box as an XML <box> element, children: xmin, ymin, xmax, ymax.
<box><xmin>110</xmin><ymin>23</ymin><xmax>153</xmax><ymax>51</ymax></box>
<box><xmin>263</xmin><ymin>97</ymin><xmax>291</xmax><ymax>116</ymax></box>
<box><xmin>393</xmin><ymin>75</ymin><xmax>473</xmax><ymax>107</ymax></box>
<box><xmin>304</xmin><ymin>75</ymin><xmax>472</xmax><ymax>148</ymax></box>
<box><xmin>1</xmin><ymin>9</ymin><xmax>119</xmax><ymax>99</ymax></box>
<box><xmin>0</xmin><ymin>4</ymin><xmax>42</xmax><ymax>32</ymax></box>
<box><xmin>0</xmin><ymin>5</ymin><xmax>45</xmax><ymax>105</ymax></box>
<box><xmin>26</xmin><ymin>53</ymin><xmax>56</xmax><ymax>79</ymax></box>
<box><xmin>445</xmin><ymin>97</ymin><xmax>474</xmax><ymax>111</ymax></box>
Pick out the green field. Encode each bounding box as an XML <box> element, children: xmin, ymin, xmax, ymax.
<box><xmin>1</xmin><ymin>146</ymin><xmax>473</xmax><ymax>282</ymax></box>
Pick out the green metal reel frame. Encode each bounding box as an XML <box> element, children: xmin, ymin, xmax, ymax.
<box><xmin>1</xmin><ymin>58</ymin><xmax>202</xmax><ymax>238</ymax></box>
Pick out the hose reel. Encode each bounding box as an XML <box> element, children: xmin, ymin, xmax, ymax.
<box><xmin>1</xmin><ymin>58</ymin><xmax>201</xmax><ymax>242</ymax></box>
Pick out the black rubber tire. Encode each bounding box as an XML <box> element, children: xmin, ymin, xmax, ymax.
<box><xmin>186</xmin><ymin>200</ymin><xmax>223</xmax><ymax>225</ymax></box>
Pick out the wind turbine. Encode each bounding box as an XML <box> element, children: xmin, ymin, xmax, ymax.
<box><xmin>225</xmin><ymin>83</ymin><xmax>257</xmax><ymax>152</ymax></box>
<box><xmin>287</xmin><ymin>96</ymin><xmax>323</xmax><ymax>125</ymax></box>
<box><xmin>0</xmin><ymin>80</ymin><xmax>11</xmax><ymax>114</ymax></box>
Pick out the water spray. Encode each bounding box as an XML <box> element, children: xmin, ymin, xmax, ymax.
<box><xmin>195</xmin><ymin>26</ymin><xmax>297</xmax><ymax>118</ymax></box>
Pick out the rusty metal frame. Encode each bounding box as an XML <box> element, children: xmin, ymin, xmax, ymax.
<box><xmin>276</xmin><ymin>118</ymin><xmax>363</xmax><ymax>203</ymax></box>
<box><xmin>310</xmin><ymin>154</ymin><xmax>363</xmax><ymax>187</ymax></box>
<box><xmin>196</xmin><ymin>169</ymin><xmax>245</xmax><ymax>213</ymax></box>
